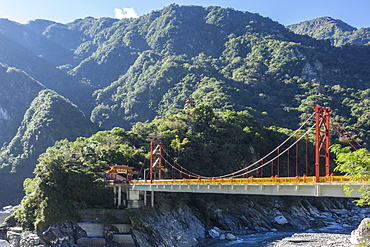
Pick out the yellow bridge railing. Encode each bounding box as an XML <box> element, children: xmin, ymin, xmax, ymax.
<box><xmin>130</xmin><ymin>176</ymin><xmax>367</xmax><ymax>185</ymax></box>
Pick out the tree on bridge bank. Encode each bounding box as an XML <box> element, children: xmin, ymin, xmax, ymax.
<box><xmin>331</xmin><ymin>144</ymin><xmax>370</xmax><ymax>205</ymax></box>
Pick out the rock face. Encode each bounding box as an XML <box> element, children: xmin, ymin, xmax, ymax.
<box><xmin>1</xmin><ymin>196</ymin><xmax>368</xmax><ymax>247</ymax></box>
<box><xmin>19</xmin><ymin>232</ymin><xmax>40</xmax><ymax>247</ymax></box>
<box><xmin>129</xmin><ymin>194</ymin><xmax>370</xmax><ymax>247</ymax></box>
<box><xmin>350</xmin><ymin>218</ymin><xmax>370</xmax><ymax>244</ymax></box>
<box><xmin>0</xmin><ymin>240</ymin><xmax>9</xmax><ymax>247</ymax></box>
<box><xmin>40</xmin><ymin>222</ymin><xmax>87</xmax><ymax>246</ymax></box>
<box><xmin>130</xmin><ymin>201</ymin><xmax>206</xmax><ymax>247</ymax></box>
<box><xmin>6</xmin><ymin>231</ymin><xmax>20</xmax><ymax>247</ymax></box>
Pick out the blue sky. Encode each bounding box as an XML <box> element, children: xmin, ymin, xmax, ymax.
<box><xmin>0</xmin><ymin>0</ymin><xmax>369</xmax><ymax>28</ymax></box>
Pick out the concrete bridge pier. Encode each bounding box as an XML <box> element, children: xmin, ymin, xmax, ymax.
<box><xmin>143</xmin><ymin>191</ymin><xmax>155</xmax><ymax>207</ymax></box>
<box><xmin>108</xmin><ymin>183</ymin><xmax>148</xmax><ymax>208</ymax></box>
<box><xmin>112</xmin><ymin>184</ymin><xmax>128</xmax><ymax>207</ymax></box>
<box><xmin>127</xmin><ymin>190</ymin><xmax>144</xmax><ymax>208</ymax></box>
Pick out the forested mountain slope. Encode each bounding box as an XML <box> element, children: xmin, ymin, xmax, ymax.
<box><xmin>0</xmin><ymin>4</ymin><xmax>369</xmax><ymax>206</ymax></box>
<box><xmin>288</xmin><ymin>16</ymin><xmax>370</xmax><ymax>46</ymax></box>
<box><xmin>0</xmin><ymin>64</ymin><xmax>45</xmax><ymax>146</ymax></box>
<box><xmin>0</xmin><ymin>90</ymin><xmax>99</xmax><ymax>205</ymax></box>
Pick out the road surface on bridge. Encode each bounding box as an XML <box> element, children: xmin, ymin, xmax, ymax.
<box><xmin>129</xmin><ymin>176</ymin><xmax>367</xmax><ymax>198</ymax></box>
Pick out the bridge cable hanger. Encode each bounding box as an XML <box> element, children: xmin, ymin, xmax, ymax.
<box><xmin>147</xmin><ymin>105</ymin><xmax>364</xmax><ymax>183</ymax></box>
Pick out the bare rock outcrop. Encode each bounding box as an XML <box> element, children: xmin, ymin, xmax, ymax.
<box><xmin>350</xmin><ymin>218</ymin><xmax>370</xmax><ymax>245</ymax></box>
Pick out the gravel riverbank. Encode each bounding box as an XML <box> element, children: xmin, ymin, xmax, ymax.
<box><xmin>265</xmin><ymin>232</ymin><xmax>354</xmax><ymax>247</ymax></box>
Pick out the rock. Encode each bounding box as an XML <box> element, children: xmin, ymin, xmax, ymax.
<box><xmin>2</xmin><ymin>206</ymin><xmax>12</xmax><ymax>213</ymax></box>
<box><xmin>208</xmin><ymin>228</ymin><xmax>220</xmax><ymax>238</ymax></box>
<box><xmin>212</xmin><ymin>208</ymin><xmax>240</xmax><ymax>230</ymax></box>
<box><xmin>0</xmin><ymin>240</ymin><xmax>10</xmax><ymax>247</ymax></box>
<box><xmin>332</xmin><ymin>209</ymin><xmax>348</xmax><ymax>216</ymax></box>
<box><xmin>213</xmin><ymin>226</ymin><xmax>220</xmax><ymax>232</ymax></box>
<box><xmin>219</xmin><ymin>234</ymin><xmax>225</xmax><ymax>240</ymax></box>
<box><xmin>0</xmin><ymin>212</ymin><xmax>11</xmax><ymax>225</ymax></box>
<box><xmin>351</xmin><ymin>218</ymin><xmax>370</xmax><ymax>244</ymax></box>
<box><xmin>274</xmin><ymin>215</ymin><xmax>288</xmax><ymax>225</ymax></box>
<box><xmin>131</xmin><ymin>203</ymin><xmax>206</xmax><ymax>247</ymax></box>
<box><xmin>0</xmin><ymin>226</ymin><xmax>7</xmax><ymax>240</ymax></box>
<box><xmin>7</xmin><ymin>231</ymin><xmax>20</xmax><ymax>247</ymax></box>
<box><xmin>319</xmin><ymin>212</ymin><xmax>334</xmax><ymax>220</ymax></box>
<box><xmin>255</xmin><ymin>226</ymin><xmax>269</xmax><ymax>232</ymax></box>
<box><xmin>20</xmin><ymin>231</ymin><xmax>40</xmax><ymax>247</ymax></box>
<box><xmin>40</xmin><ymin>222</ymin><xmax>87</xmax><ymax>246</ymax></box>
<box><xmin>104</xmin><ymin>224</ymin><xmax>119</xmax><ymax>242</ymax></box>
<box><xmin>225</xmin><ymin>233</ymin><xmax>237</xmax><ymax>241</ymax></box>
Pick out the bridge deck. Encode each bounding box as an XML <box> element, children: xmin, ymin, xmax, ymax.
<box><xmin>129</xmin><ymin>176</ymin><xmax>367</xmax><ymax>198</ymax></box>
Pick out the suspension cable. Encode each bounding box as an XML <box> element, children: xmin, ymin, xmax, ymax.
<box><xmin>217</xmin><ymin>112</ymin><xmax>316</xmax><ymax>178</ymax></box>
<box><xmin>332</xmin><ymin>119</ymin><xmax>363</xmax><ymax>148</ymax></box>
<box><xmin>330</xmin><ymin>123</ymin><xmax>358</xmax><ymax>150</ymax></box>
<box><xmin>236</xmin><ymin>123</ymin><xmax>316</xmax><ymax>177</ymax></box>
<box><xmin>161</xmin><ymin>148</ymin><xmax>209</xmax><ymax>179</ymax></box>
<box><xmin>151</xmin><ymin>112</ymin><xmax>315</xmax><ymax>180</ymax></box>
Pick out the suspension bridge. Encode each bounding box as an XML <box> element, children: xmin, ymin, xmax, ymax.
<box><xmin>108</xmin><ymin>105</ymin><xmax>367</xmax><ymax>207</ymax></box>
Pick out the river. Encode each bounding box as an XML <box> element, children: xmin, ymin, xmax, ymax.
<box><xmin>205</xmin><ymin>221</ymin><xmax>355</xmax><ymax>247</ymax></box>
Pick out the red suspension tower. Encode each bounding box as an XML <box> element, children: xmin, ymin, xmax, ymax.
<box><xmin>313</xmin><ymin>105</ymin><xmax>331</xmax><ymax>182</ymax></box>
<box><xmin>150</xmin><ymin>142</ymin><xmax>163</xmax><ymax>180</ymax></box>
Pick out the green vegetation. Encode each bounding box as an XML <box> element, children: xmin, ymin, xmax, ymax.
<box><xmin>13</xmin><ymin>128</ymin><xmax>145</xmax><ymax>230</ymax></box>
<box><xmin>132</xmin><ymin>105</ymin><xmax>278</xmax><ymax>176</ymax></box>
<box><xmin>331</xmin><ymin>145</ymin><xmax>370</xmax><ymax>206</ymax></box>
<box><xmin>288</xmin><ymin>16</ymin><xmax>370</xmax><ymax>46</ymax></box>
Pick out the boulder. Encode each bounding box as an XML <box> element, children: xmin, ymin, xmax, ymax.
<box><xmin>40</xmin><ymin>222</ymin><xmax>87</xmax><ymax>246</ymax></box>
<box><xmin>0</xmin><ymin>240</ymin><xmax>10</xmax><ymax>247</ymax></box>
<box><xmin>20</xmin><ymin>231</ymin><xmax>40</xmax><ymax>247</ymax></box>
<box><xmin>104</xmin><ymin>224</ymin><xmax>119</xmax><ymax>242</ymax></box>
<box><xmin>208</xmin><ymin>228</ymin><xmax>220</xmax><ymax>238</ymax></box>
<box><xmin>274</xmin><ymin>215</ymin><xmax>288</xmax><ymax>225</ymax></box>
<box><xmin>7</xmin><ymin>231</ymin><xmax>20</xmax><ymax>247</ymax></box>
<box><xmin>225</xmin><ymin>233</ymin><xmax>237</xmax><ymax>241</ymax></box>
<box><xmin>351</xmin><ymin>218</ymin><xmax>370</xmax><ymax>244</ymax></box>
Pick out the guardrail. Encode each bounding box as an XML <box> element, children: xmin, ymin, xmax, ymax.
<box><xmin>130</xmin><ymin>175</ymin><xmax>365</xmax><ymax>185</ymax></box>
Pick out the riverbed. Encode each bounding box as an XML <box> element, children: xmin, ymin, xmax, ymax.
<box><xmin>206</xmin><ymin>221</ymin><xmax>356</xmax><ymax>247</ymax></box>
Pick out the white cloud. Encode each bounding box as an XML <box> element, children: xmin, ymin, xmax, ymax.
<box><xmin>115</xmin><ymin>7</ymin><xmax>138</xmax><ymax>19</ymax></box>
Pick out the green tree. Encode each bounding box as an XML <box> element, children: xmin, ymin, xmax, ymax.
<box><xmin>331</xmin><ymin>144</ymin><xmax>370</xmax><ymax>205</ymax></box>
<box><xmin>12</xmin><ymin>127</ymin><xmax>145</xmax><ymax>230</ymax></box>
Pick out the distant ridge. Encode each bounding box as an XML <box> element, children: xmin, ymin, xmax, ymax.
<box><xmin>288</xmin><ymin>16</ymin><xmax>370</xmax><ymax>46</ymax></box>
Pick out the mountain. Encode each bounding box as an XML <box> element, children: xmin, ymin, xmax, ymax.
<box><xmin>0</xmin><ymin>89</ymin><xmax>99</xmax><ymax>205</ymax></box>
<box><xmin>0</xmin><ymin>4</ymin><xmax>369</xmax><ymax>206</ymax></box>
<box><xmin>0</xmin><ymin>64</ymin><xmax>45</xmax><ymax>146</ymax></box>
<box><xmin>287</xmin><ymin>17</ymin><xmax>370</xmax><ymax>46</ymax></box>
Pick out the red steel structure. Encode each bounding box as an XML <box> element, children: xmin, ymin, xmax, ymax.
<box><xmin>313</xmin><ymin>105</ymin><xmax>331</xmax><ymax>182</ymax></box>
<box><xmin>150</xmin><ymin>142</ymin><xmax>163</xmax><ymax>180</ymax></box>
